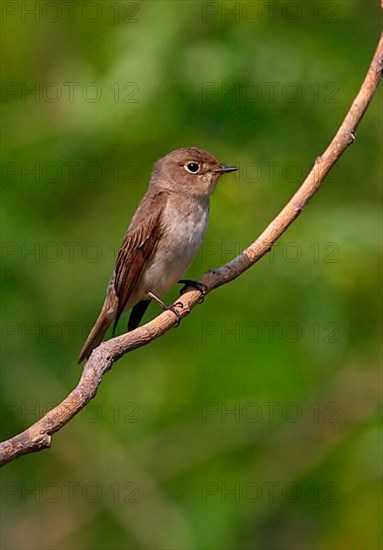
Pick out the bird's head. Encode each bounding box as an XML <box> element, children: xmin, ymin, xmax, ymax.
<box><xmin>151</xmin><ymin>147</ymin><xmax>238</xmax><ymax>197</ymax></box>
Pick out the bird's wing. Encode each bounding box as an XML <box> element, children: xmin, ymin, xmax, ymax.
<box><xmin>113</xmin><ymin>191</ymin><xmax>167</xmax><ymax>332</ymax></box>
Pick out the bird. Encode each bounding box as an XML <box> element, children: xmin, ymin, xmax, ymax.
<box><xmin>78</xmin><ymin>147</ymin><xmax>238</xmax><ymax>363</ymax></box>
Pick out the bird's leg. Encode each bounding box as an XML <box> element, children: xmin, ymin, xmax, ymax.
<box><xmin>178</xmin><ymin>279</ymin><xmax>207</xmax><ymax>303</ymax></box>
<box><xmin>147</xmin><ymin>291</ymin><xmax>185</xmax><ymax>327</ymax></box>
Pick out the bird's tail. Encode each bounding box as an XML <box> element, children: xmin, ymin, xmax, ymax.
<box><xmin>78</xmin><ymin>308</ymin><xmax>113</xmax><ymax>364</ymax></box>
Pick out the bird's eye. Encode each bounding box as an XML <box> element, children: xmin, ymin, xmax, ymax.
<box><xmin>184</xmin><ymin>162</ymin><xmax>200</xmax><ymax>174</ymax></box>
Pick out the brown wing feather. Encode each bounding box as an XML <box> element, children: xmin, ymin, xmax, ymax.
<box><xmin>112</xmin><ymin>191</ymin><xmax>167</xmax><ymax>332</ymax></box>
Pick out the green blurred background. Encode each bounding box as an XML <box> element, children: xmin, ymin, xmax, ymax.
<box><xmin>1</xmin><ymin>1</ymin><xmax>382</xmax><ymax>548</ymax></box>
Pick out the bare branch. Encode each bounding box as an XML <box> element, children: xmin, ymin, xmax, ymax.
<box><xmin>1</xmin><ymin>31</ymin><xmax>382</xmax><ymax>467</ymax></box>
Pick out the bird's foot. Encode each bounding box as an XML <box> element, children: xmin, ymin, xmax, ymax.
<box><xmin>178</xmin><ymin>279</ymin><xmax>207</xmax><ymax>303</ymax></box>
<box><xmin>147</xmin><ymin>291</ymin><xmax>188</xmax><ymax>327</ymax></box>
<box><xmin>167</xmin><ymin>302</ymin><xmax>189</xmax><ymax>327</ymax></box>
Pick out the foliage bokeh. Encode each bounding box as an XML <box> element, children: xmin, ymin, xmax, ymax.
<box><xmin>1</xmin><ymin>1</ymin><xmax>381</xmax><ymax>548</ymax></box>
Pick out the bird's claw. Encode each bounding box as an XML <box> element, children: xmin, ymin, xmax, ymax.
<box><xmin>167</xmin><ymin>301</ymin><xmax>189</xmax><ymax>327</ymax></box>
<box><xmin>178</xmin><ymin>279</ymin><xmax>207</xmax><ymax>303</ymax></box>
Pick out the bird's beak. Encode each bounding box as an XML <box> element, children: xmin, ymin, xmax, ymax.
<box><xmin>214</xmin><ymin>164</ymin><xmax>238</xmax><ymax>174</ymax></box>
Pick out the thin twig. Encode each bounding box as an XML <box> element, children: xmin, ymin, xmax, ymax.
<box><xmin>1</xmin><ymin>32</ymin><xmax>382</xmax><ymax>467</ymax></box>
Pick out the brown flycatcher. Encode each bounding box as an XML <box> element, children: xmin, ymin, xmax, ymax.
<box><xmin>78</xmin><ymin>147</ymin><xmax>237</xmax><ymax>362</ymax></box>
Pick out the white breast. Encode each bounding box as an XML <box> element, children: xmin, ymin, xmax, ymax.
<box><xmin>140</xmin><ymin>198</ymin><xmax>209</xmax><ymax>298</ymax></box>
